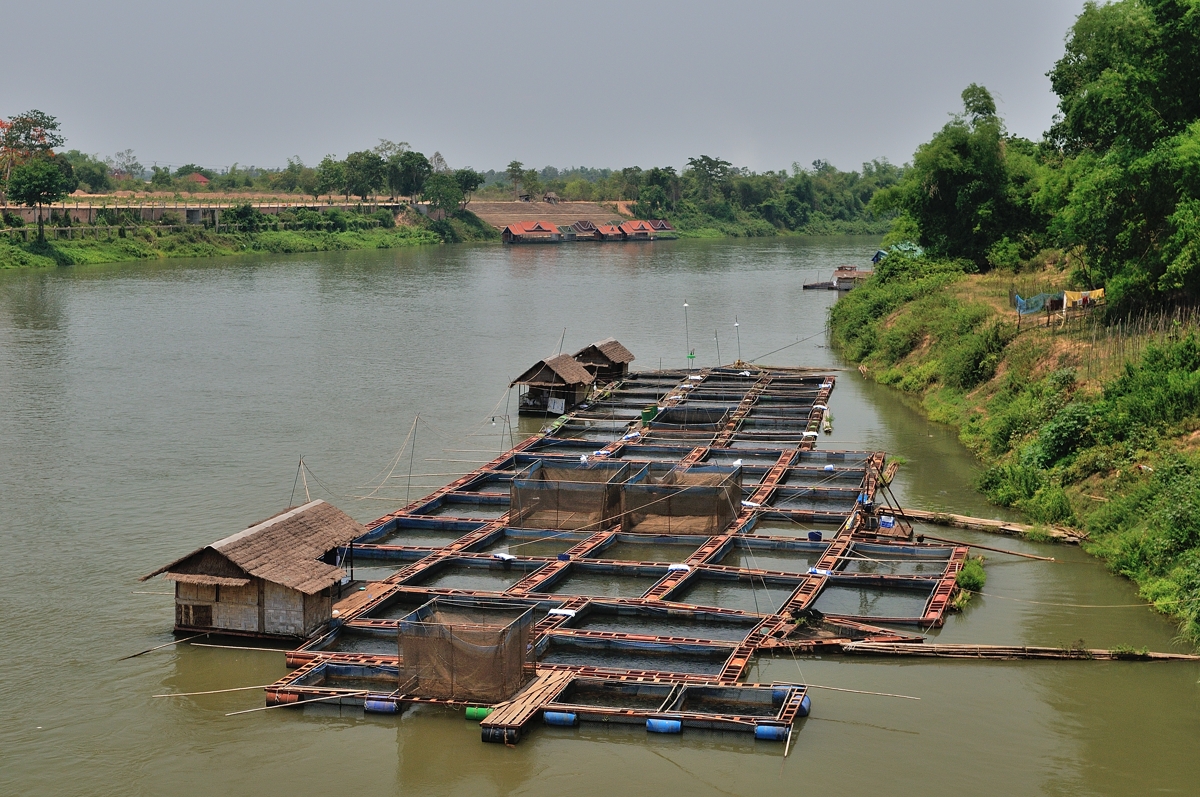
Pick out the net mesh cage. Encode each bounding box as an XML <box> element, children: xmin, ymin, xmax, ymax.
<box><xmin>510</xmin><ymin>459</ymin><xmax>632</xmax><ymax>531</ymax></box>
<box><xmin>621</xmin><ymin>464</ymin><xmax>743</xmax><ymax>535</ymax></box>
<box><xmin>399</xmin><ymin>598</ymin><xmax>534</xmax><ymax>702</ymax></box>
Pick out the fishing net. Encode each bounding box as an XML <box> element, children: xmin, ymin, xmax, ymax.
<box><xmin>400</xmin><ymin>599</ymin><xmax>533</xmax><ymax>702</ymax></box>
<box><xmin>510</xmin><ymin>461</ymin><xmax>631</xmax><ymax>531</ymax></box>
<box><xmin>621</xmin><ymin>466</ymin><xmax>743</xmax><ymax>534</ymax></box>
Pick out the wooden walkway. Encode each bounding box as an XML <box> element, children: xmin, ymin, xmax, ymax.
<box><xmin>479</xmin><ymin>670</ymin><xmax>575</xmax><ymax>743</ymax></box>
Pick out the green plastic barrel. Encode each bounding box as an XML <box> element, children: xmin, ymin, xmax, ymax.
<box><xmin>641</xmin><ymin>405</ymin><xmax>658</xmax><ymax>425</ymax></box>
<box><xmin>466</xmin><ymin>706</ymin><xmax>493</xmax><ymax>720</ymax></box>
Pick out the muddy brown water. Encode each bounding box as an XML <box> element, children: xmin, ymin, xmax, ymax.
<box><xmin>1</xmin><ymin>237</ymin><xmax>1198</xmax><ymax>796</ymax></box>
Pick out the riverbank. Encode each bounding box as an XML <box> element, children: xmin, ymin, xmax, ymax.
<box><xmin>0</xmin><ymin>207</ymin><xmax>499</xmax><ymax>269</ymax></box>
<box><xmin>828</xmin><ymin>254</ymin><xmax>1200</xmax><ymax>643</ymax></box>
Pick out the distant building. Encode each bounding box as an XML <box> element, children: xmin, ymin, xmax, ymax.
<box><xmin>182</xmin><ymin>172</ymin><xmax>210</xmax><ymax>185</ymax></box>
<box><xmin>647</xmin><ymin>219</ymin><xmax>674</xmax><ymax>232</ymax></box>
<box><xmin>619</xmin><ymin>220</ymin><xmax>656</xmax><ymax>240</ymax></box>
<box><xmin>502</xmin><ymin>220</ymin><xmax>563</xmax><ymax>244</ymax></box>
<box><xmin>141</xmin><ymin>500</ymin><xmax>365</xmax><ymax>638</ymax></box>
<box><xmin>596</xmin><ymin>223</ymin><xmax>626</xmax><ymax>241</ymax></box>
<box><xmin>571</xmin><ymin>220</ymin><xmax>600</xmax><ymax>240</ymax></box>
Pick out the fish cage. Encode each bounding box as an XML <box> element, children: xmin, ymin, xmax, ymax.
<box><xmin>399</xmin><ymin>598</ymin><xmax>534</xmax><ymax>702</ymax></box>
<box><xmin>510</xmin><ymin>459</ymin><xmax>634</xmax><ymax>531</ymax></box>
<box><xmin>621</xmin><ymin>465</ymin><xmax>743</xmax><ymax>535</ymax></box>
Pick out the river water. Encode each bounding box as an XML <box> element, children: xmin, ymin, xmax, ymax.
<box><xmin>1</xmin><ymin>237</ymin><xmax>1196</xmax><ymax>796</ymax></box>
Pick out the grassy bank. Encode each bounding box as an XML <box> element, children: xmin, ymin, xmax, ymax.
<box><xmin>830</xmin><ymin>254</ymin><xmax>1200</xmax><ymax>643</ymax></box>
<box><xmin>0</xmin><ymin>208</ymin><xmax>498</xmax><ymax>269</ymax></box>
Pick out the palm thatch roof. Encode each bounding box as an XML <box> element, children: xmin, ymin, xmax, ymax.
<box><xmin>574</xmin><ymin>338</ymin><xmax>635</xmax><ymax>367</ymax></box>
<box><xmin>510</xmin><ymin>353</ymin><xmax>595</xmax><ymax>387</ymax></box>
<box><xmin>141</xmin><ymin>500</ymin><xmax>366</xmax><ymax>594</ymax></box>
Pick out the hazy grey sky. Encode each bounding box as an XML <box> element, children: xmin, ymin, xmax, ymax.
<box><xmin>7</xmin><ymin>0</ymin><xmax>1087</xmax><ymax>174</ymax></box>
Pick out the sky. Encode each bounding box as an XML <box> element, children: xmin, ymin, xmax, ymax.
<box><xmin>6</xmin><ymin>0</ymin><xmax>1089</xmax><ymax>175</ymax></box>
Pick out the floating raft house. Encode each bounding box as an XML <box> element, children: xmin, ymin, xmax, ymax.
<box><xmin>152</xmin><ymin>359</ymin><xmax>970</xmax><ymax>749</ymax></box>
<box><xmin>142</xmin><ymin>500</ymin><xmax>364</xmax><ymax>637</ymax></box>
<box><xmin>510</xmin><ymin>352</ymin><xmax>595</xmax><ymax>416</ymax></box>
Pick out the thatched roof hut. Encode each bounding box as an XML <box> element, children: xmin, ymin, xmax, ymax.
<box><xmin>510</xmin><ymin>353</ymin><xmax>595</xmax><ymax>415</ymax></box>
<box><xmin>573</xmin><ymin>338</ymin><xmax>635</xmax><ymax>381</ymax></box>
<box><xmin>141</xmin><ymin>500</ymin><xmax>365</xmax><ymax>637</ymax></box>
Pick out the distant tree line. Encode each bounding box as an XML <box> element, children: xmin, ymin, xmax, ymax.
<box><xmin>2</xmin><ymin>109</ymin><xmax>899</xmax><ymax>240</ymax></box>
<box><xmin>484</xmin><ymin>156</ymin><xmax>904</xmax><ymax>232</ymax></box>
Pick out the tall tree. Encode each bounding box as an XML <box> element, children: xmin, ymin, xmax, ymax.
<box><xmin>314</xmin><ymin>155</ymin><xmax>345</xmax><ymax>200</ymax></box>
<box><xmin>453</xmin><ymin>168</ymin><xmax>485</xmax><ymax>207</ymax></box>
<box><xmin>344</xmin><ymin>150</ymin><xmax>385</xmax><ymax>200</ymax></box>
<box><xmin>871</xmin><ymin>84</ymin><xmax>1040</xmax><ymax>267</ymax></box>
<box><xmin>106</xmin><ymin>149</ymin><xmax>142</xmax><ymax>180</ymax></box>
<box><xmin>421</xmin><ymin>173</ymin><xmax>464</xmax><ymax>218</ymax></box>
<box><xmin>386</xmin><ymin>150</ymin><xmax>431</xmax><ymax>200</ymax></box>
<box><xmin>8</xmin><ymin>156</ymin><xmax>70</xmax><ymax>241</ymax></box>
<box><xmin>685</xmin><ymin>155</ymin><xmax>732</xmax><ymax>200</ymax></box>
<box><xmin>506</xmin><ymin>160</ymin><xmax>524</xmax><ymax>189</ymax></box>
<box><xmin>1</xmin><ymin>110</ymin><xmax>65</xmax><ymax>206</ymax></box>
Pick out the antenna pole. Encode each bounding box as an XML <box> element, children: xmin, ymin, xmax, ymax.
<box><xmin>735</xmin><ymin>317</ymin><xmax>742</xmax><ymax>362</ymax></box>
<box><xmin>683</xmin><ymin>301</ymin><xmax>690</xmax><ymax>370</ymax></box>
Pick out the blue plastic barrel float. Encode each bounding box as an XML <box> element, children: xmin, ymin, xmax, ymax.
<box><xmin>798</xmin><ymin>694</ymin><xmax>811</xmax><ymax>717</ymax></box>
<box><xmin>754</xmin><ymin>724</ymin><xmax>789</xmax><ymax>741</ymax></box>
<box><xmin>364</xmin><ymin>699</ymin><xmax>400</xmax><ymax>714</ymax></box>
<box><xmin>543</xmin><ymin>711</ymin><xmax>578</xmax><ymax>727</ymax></box>
<box><xmin>646</xmin><ymin>718</ymin><xmax>682</xmax><ymax>734</ymax></box>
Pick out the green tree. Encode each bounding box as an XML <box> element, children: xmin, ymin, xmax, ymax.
<box><xmin>62</xmin><ymin>150</ymin><xmax>112</xmax><ymax>193</ymax></box>
<box><xmin>453</xmin><ymin>168</ymin><xmax>485</xmax><ymax>206</ymax></box>
<box><xmin>8</xmin><ymin>156</ymin><xmax>70</xmax><ymax>241</ymax></box>
<box><xmin>521</xmin><ymin>169</ymin><xmax>542</xmax><ymax>198</ymax></box>
<box><xmin>872</xmin><ymin>84</ymin><xmax>1040</xmax><ymax>267</ymax></box>
<box><xmin>422</xmin><ymin>172</ymin><xmax>464</xmax><ymax>217</ymax></box>
<box><xmin>685</xmin><ymin>155</ymin><xmax>732</xmax><ymax>200</ymax></box>
<box><xmin>1</xmin><ymin>110</ymin><xmax>65</xmax><ymax>204</ymax></box>
<box><xmin>1041</xmin><ymin>0</ymin><xmax>1200</xmax><ymax>303</ymax></box>
<box><xmin>387</xmin><ymin>150</ymin><xmax>431</xmax><ymax>199</ymax></box>
<box><xmin>344</xmin><ymin>150</ymin><xmax>385</xmax><ymax>200</ymax></box>
<box><xmin>506</xmin><ymin>160</ymin><xmax>525</xmax><ymax>189</ymax></box>
<box><xmin>174</xmin><ymin>163</ymin><xmax>214</xmax><ymax>179</ymax></box>
<box><xmin>314</xmin><ymin>155</ymin><xmax>345</xmax><ymax>200</ymax></box>
<box><xmin>150</xmin><ymin>166</ymin><xmax>173</xmax><ymax>189</ymax></box>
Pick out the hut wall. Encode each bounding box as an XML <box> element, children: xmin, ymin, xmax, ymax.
<box><xmin>303</xmin><ymin>591</ymin><xmax>332</xmax><ymax>635</ymax></box>
<box><xmin>175</xmin><ymin>582</ymin><xmax>216</xmax><ymax>628</ymax></box>
<box><xmin>214</xmin><ymin>581</ymin><xmax>260</xmax><ymax>632</ymax></box>
<box><xmin>264</xmin><ymin>581</ymin><xmax>306</xmax><ymax>635</ymax></box>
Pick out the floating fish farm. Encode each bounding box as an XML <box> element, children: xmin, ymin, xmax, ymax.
<box><xmin>248</xmin><ymin>365</ymin><xmax>968</xmax><ymax>748</ymax></box>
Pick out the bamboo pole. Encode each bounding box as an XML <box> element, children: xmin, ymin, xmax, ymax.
<box><xmin>917</xmin><ymin>534</ymin><xmax>1057</xmax><ymax>562</ymax></box>
<box><xmin>154</xmin><ymin>684</ymin><xmax>275</xmax><ymax>698</ymax></box>
<box><xmin>225</xmin><ymin>690</ymin><xmax>369</xmax><ymax>716</ymax></box>
<box><xmin>119</xmin><ymin>632</ymin><xmax>209</xmax><ymax>660</ymax></box>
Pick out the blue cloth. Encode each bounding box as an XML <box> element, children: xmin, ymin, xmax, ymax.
<box><xmin>1015</xmin><ymin>292</ymin><xmax>1062</xmax><ymax>315</ymax></box>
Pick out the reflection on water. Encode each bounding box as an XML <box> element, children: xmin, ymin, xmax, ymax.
<box><xmin>1</xmin><ymin>237</ymin><xmax>1198</xmax><ymax>796</ymax></box>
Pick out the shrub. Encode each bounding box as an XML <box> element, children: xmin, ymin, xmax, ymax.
<box><xmin>956</xmin><ymin>557</ymin><xmax>987</xmax><ymax>592</ymax></box>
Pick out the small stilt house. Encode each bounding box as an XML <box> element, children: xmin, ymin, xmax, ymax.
<box><xmin>510</xmin><ymin>352</ymin><xmax>594</xmax><ymax>415</ymax></box>
<box><xmin>141</xmin><ymin>500</ymin><xmax>365</xmax><ymax>638</ymax></box>
<box><xmin>573</xmin><ymin>338</ymin><xmax>635</xmax><ymax>382</ymax></box>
